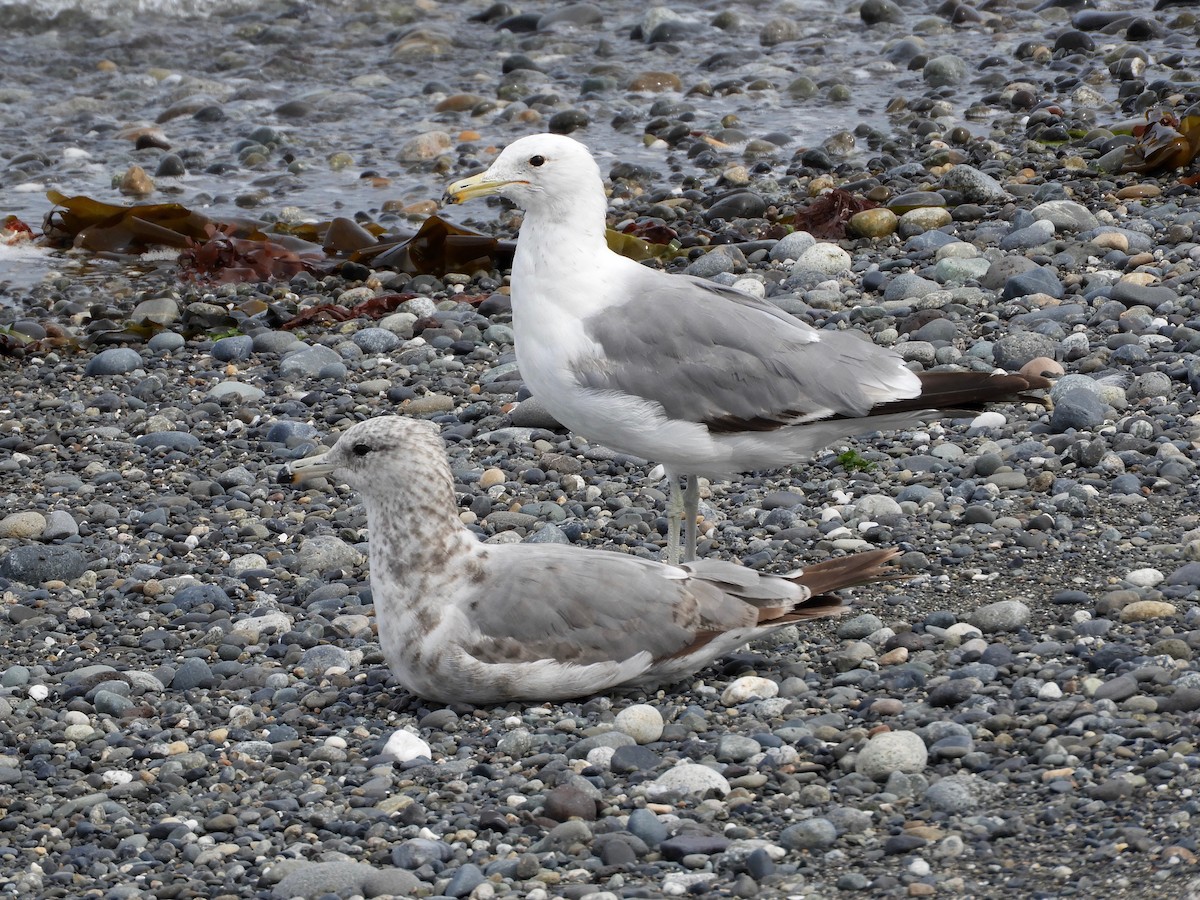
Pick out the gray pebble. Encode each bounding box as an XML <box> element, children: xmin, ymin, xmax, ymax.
<box><xmin>1049</xmin><ymin>388</ymin><xmax>1110</xmax><ymax>432</ymax></box>
<box><xmin>992</xmin><ymin>332</ymin><xmax>1058</xmax><ymax>369</ymax></box>
<box><xmin>1031</xmin><ymin>199</ymin><xmax>1100</xmax><ymax>232</ymax></box>
<box><xmin>147</xmin><ymin>331</ymin><xmax>185</xmax><ymax>352</ymax></box>
<box><xmin>296</xmin><ymin>534</ymin><xmax>362</xmax><ymax>572</ymax></box>
<box><xmin>968</xmin><ymin>599</ymin><xmax>1030</xmax><ymax>633</ymax></box>
<box><xmin>769</xmin><ymin>231</ymin><xmax>816</xmax><ymax>262</ymax></box>
<box><xmin>279</xmin><ymin>345</ymin><xmax>344</xmax><ymax>379</ymax></box>
<box><xmin>0</xmin><ymin>545</ymin><xmax>87</xmax><ymax>583</ymax></box>
<box><xmin>939</xmin><ymin>165</ymin><xmax>1008</xmax><ymax>203</ymax></box>
<box><xmin>212</xmin><ymin>335</ymin><xmax>254</xmax><ymax>362</ymax></box>
<box><xmin>271</xmin><ymin>861</ymin><xmax>376</xmax><ymax>899</ymax></box>
<box><xmin>352</xmin><ymin>326</ymin><xmax>401</xmax><ymax>353</ymax></box>
<box><xmin>1000</xmin><ymin>219</ymin><xmax>1056</xmax><ymax>251</ymax></box>
<box><xmin>171</xmin><ymin>658</ymin><xmax>215</xmax><ymax>692</ymax></box>
<box><xmin>856</xmin><ymin>730</ymin><xmax>928</xmax><ymax>779</ymax></box>
<box><xmin>780</xmin><ymin>818</ymin><xmax>838</xmax><ymax>850</ymax></box>
<box><xmin>41</xmin><ymin>510</ymin><xmax>79</xmax><ymax>541</ymax></box>
<box><xmin>85</xmin><ymin>347</ymin><xmax>143</xmax><ymax>376</ymax></box>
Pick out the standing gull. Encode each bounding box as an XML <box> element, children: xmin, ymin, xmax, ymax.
<box><xmin>282</xmin><ymin>416</ymin><xmax>902</xmax><ymax>705</ymax></box>
<box><xmin>445</xmin><ymin>134</ymin><xmax>1049</xmax><ymax>564</ymax></box>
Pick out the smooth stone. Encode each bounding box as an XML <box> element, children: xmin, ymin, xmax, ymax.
<box><xmin>0</xmin><ymin>511</ymin><xmax>47</xmax><ymax>539</ymax></box>
<box><xmin>993</xmin><ymin>332</ymin><xmax>1058</xmax><ymax>369</ymax></box>
<box><xmin>1119</xmin><ymin>601</ymin><xmax>1177</xmax><ymax>622</ymax></box>
<box><xmin>352</xmin><ymin>327</ymin><xmax>401</xmax><ymax>353</ymax></box>
<box><xmin>627</xmin><ymin>808</ymin><xmax>669</xmax><ymax>847</ymax></box>
<box><xmin>212</xmin><ymin>335</ymin><xmax>254</xmax><ymax>362</ymax></box>
<box><xmin>85</xmin><ymin>348</ymin><xmax>143</xmax><ymax>376</ymax></box>
<box><xmin>856</xmin><ymin>730</ymin><xmax>928</xmax><ymax>779</ymax></box>
<box><xmin>279</xmin><ymin>345</ymin><xmax>345</xmax><ymax>379</ymax></box>
<box><xmin>42</xmin><ymin>511</ymin><xmax>79</xmax><ymax>541</ymax></box>
<box><xmin>1020</xmin><ymin>356</ymin><xmax>1063</xmax><ymax>378</ymax></box>
<box><xmin>968</xmin><ymin>600</ymin><xmax>1031</xmax><ymax>633</ymax></box>
<box><xmin>146</xmin><ymin>331</ymin><xmax>184</xmax><ymax>351</ymax></box>
<box><xmin>848</xmin><ymin>208</ymin><xmax>898</xmax><ymax>237</ymax></box>
<box><xmin>171</xmin><ymin>658</ymin><xmax>215</xmax><ymax>691</ymax></box>
<box><xmin>207</xmin><ymin>381</ymin><xmax>265</xmax><ymax>402</ymax></box>
<box><xmin>935</xmin><ymin>256</ymin><xmax>990</xmax><ymax>284</ymax></box>
<box><xmin>1031</xmin><ymin>199</ymin><xmax>1100</xmax><ymax>232</ymax></box>
<box><xmin>1000</xmin><ymin>219</ymin><xmax>1056</xmax><ymax>250</ymax></box>
<box><xmin>271</xmin><ymin>861</ymin><xmax>377</xmax><ymax>900</ymax></box>
<box><xmin>1049</xmin><ymin>388</ymin><xmax>1110</xmax><ymax>432</ymax></box>
<box><xmin>0</xmin><ymin>545</ymin><xmax>88</xmax><ymax>583</ymax></box>
<box><xmin>780</xmin><ymin>818</ymin><xmax>838</xmax><ymax>850</ymax></box>
<box><xmin>1001</xmin><ymin>266</ymin><xmax>1064</xmax><ymax>300</ymax></box>
<box><xmin>646</xmin><ymin>763</ymin><xmax>731</xmax><ymax>798</ymax></box>
<box><xmin>135</xmin><ymin>431</ymin><xmax>201</xmax><ymax>452</ymax></box>
<box><xmin>721</xmin><ymin>675</ymin><xmax>779</xmax><ymax>705</ymax></box>
<box><xmin>295</xmin><ymin>534</ymin><xmax>362</xmax><ymax>572</ymax></box>
<box><xmin>940</xmin><ymin>165</ymin><xmax>1008</xmax><ymax>203</ymax></box>
<box><xmin>614</xmin><ymin>704</ymin><xmax>664</xmax><ymax>743</ymax></box>
<box><xmin>769</xmin><ymin>231</ymin><xmax>817</xmax><ymax>262</ymax></box>
<box><xmin>924</xmin><ymin>774</ymin><xmax>984</xmax><ymax>813</ymax></box>
<box><xmin>923</xmin><ymin>54</ymin><xmax>967</xmax><ymax>86</ymax></box>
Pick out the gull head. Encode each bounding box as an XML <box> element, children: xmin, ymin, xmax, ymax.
<box><xmin>279</xmin><ymin>416</ymin><xmax>443</xmax><ymax>494</ymax></box>
<box><xmin>444</xmin><ymin>133</ymin><xmax>603</xmax><ymax>217</ymax></box>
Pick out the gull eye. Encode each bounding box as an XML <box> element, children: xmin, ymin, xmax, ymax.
<box><xmin>529</xmin><ymin>155</ymin><xmax>545</xmax><ymax>167</ymax></box>
<box><xmin>351</xmin><ymin>443</ymin><xmax>371</xmax><ymax>457</ymax></box>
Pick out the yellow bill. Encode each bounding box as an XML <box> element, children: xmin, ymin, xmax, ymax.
<box><xmin>443</xmin><ymin>171</ymin><xmax>524</xmax><ymax>204</ymax></box>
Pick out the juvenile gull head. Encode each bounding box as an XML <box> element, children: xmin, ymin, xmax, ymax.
<box><xmin>282</xmin><ymin>415</ymin><xmax>904</xmax><ymax>706</ymax></box>
<box><xmin>446</xmin><ymin>134</ymin><xmax>1051</xmax><ymax>564</ymax></box>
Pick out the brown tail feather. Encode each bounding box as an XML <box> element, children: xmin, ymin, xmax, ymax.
<box><xmin>868</xmin><ymin>371</ymin><xmax>1052</xmax><ymax>417</ymax></box>
<box><xmin>789</xmin><ymin>547</ymin><xmax>906</xmax><ymax>597</ymax></box>
<box><xmin>760</xmin><ymin>548</ymin><xmax>906</xmax><ymax>627</ymax></box>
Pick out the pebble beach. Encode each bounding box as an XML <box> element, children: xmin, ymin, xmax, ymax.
<box><xmin>2</xmin><ymin>0</ymin><xmax>1200</xmax><ymax>897</ymax></box>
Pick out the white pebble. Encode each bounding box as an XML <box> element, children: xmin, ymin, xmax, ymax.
<box><xmin>28</xmin><ymin>685</ymin><xmax>48</xmax><ymax>701</ymax></box>
<box><xmin>647</xmin><ymin>761</ymin><xmax>731</xmax><ymax>799</ymax></box>
<box><xmin>970</xmin><ymin>411</ymin><xmax>1006</xmax><ymax>428</ymax></box>
<box><xmin>381</xmin><ymin>729</ymin><xmax>432</xmax><ymax>763</ymax></box>
<box><xmin>721</xmin><ymin>675</ymin><xmax>779</xmax><ymax>706</ymax></box>
<box><xmin>944</xmin><ymin>622</ymin><xmax>983</xmax><ymax>640</ymax></box>
<box><xmin>102</xmin><ymin>770</ymin><xmax>134</xmax><ymax>786</ymax></box>
<box><xmin>1038</xmin><ymin>682</ymin><xmax>1063</xmax><ymax>700</ymax></box>
<box><xmin>586</xmin><ymin>746</ymin><xmax>616</xmax><ymax>768</ymax></box>
<box><xmin>1125</xmin><ymin>567</ymin><xmax>1164</xmax><ymax>588</ymax></box>
<box><xmin>731</xmin><ymin>277</ymin><xmax>765</xmax><ymax>298</ymax></box>
<box><xmin>856</xmin><ymin>730</ymin><xmax>928</xmax><ymax>780</ymax></box>
<box><xmin>614</xmin><ymin>704</ymin><xmax>664</xmax><ymax>744</ymax></box>
<box><xmin>908</xmin><ymin>857</ymin><xmax>931</xmax><ymax>876</ymax></box>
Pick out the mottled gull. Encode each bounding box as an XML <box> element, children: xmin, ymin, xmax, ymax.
<box><xmin>282</xmin><ymin>416</ymin><xmax>902</xmax><ymax>705</ymax></box>
<box><xmin>445</xmin><ymin>134</ymin><xmax>1050</xmax><ymax>564</ymax></box>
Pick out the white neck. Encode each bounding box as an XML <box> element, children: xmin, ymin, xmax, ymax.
<box><xmin>509</xmin><ymin>187</ymin><xmax>619</xmax><ymax>319</ymax></box>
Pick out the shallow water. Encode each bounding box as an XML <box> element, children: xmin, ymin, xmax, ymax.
<box><xmin>0</xmin><ymin>0</ymin><xmax>1186</xmax><ymax>297</ymax></box>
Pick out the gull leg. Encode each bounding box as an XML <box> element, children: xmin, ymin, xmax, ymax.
<box><xmin>682</xmin><ymin>474</ymin><xmax>699</xmax><ymax>563</ymax></box>
<box><xmin>665</xmin><ymin>475</ymin><xmax>684</xmax><ymax>566</ymax></box>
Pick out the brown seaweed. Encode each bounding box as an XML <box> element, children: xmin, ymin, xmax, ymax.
<box><xmin>178</xmin><ymin>224</ymin><xmax>328</xmax><ymax>284</ymax></box>
<box><xmin>352</xmin><ymin>214</ymin><xmax>513</xmax><ymax>275</ymax></box>
<box><xmin>43</xmin><ymin>190</ymin><xmax>215</xmax><ymax>252</ymax></box>
<box><xmin>793</xmin><ymin>189</ymin><xmax>878</xmax><ymax>239</ymax></box>
<box><xmin>280</xmin><ymin>293</ymin><xmax>416</xmax><ymax>330</ymax></box>
<box><xmin>37</xmin><ymin>192</ymin><xmax>692</xmax><ymax>286</ymax></box>
<box><xmin>1121</xmin><ymin>111</ymin><xmax>1200</xmax><ymax>174</ymax></box>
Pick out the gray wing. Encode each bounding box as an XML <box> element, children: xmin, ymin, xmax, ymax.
<box><xmin>576</xmin><ymin>276</ymin><xmax>917</xmax><ymax>433</ymax></box>
<box><xmin>462</xmin><ymin>543</ymin><xmax>765</xmax><ymax>666</ymax></box>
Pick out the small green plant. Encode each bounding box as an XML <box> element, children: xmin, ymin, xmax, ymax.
<box><xmin>836</xmin><ymin>449</ymin><xmax>876</xmax><ymax>472</ymax></box>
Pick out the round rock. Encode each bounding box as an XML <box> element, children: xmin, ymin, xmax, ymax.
<box><xmin>614</xmin><ymin>704</ymin><xmax>664</xmax><ymax>744</ymax></box>
<box><xmin>856</xmin><ymin>730</ymin><xmax>928</xmax><ymax>780</ymax></box>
